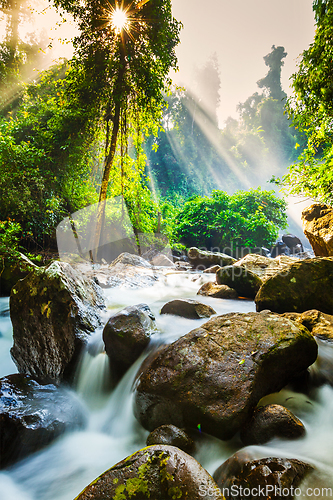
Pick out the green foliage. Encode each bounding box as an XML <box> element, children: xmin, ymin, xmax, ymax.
<box><xmin>0</xmin><ymin>219</ymin><xmax>22</xmax><ymax>251</ymax></box>
<box><xmin>173</xmin><ymin>188</ymin><xmax>287</xmax><ymax>253</ymax></box>
<box><xmin>284</xmin><ymin>0</ymin><xmax>333</xmax><ymax>204</ymax></box>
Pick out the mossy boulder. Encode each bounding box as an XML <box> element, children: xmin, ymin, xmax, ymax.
<box><xmin>282</xmin><ymin>309</ymin><xmax>333</xmax><ymax>342</ymax></box>
<box><xmin>103</xmin><ymin>304</ymin><xmax>156</xmax><ymax>381</ymax></box>
<box><xmin>0</xmin><ymin>250</ymin><xmax>36</xmax><ymax>296</ymax></box>
<box><xmin>240</xmin><ymin>404</ymin><xmax>305</xmax><ymax>446</ymax></box>
<box><xmin>213</xmin><ymin>454</ymin><xmax>313</xmax><ymax>500</ymax></box>
<box><xmin>10</xmin><ymin>261</ymin><xmax>105</xmax><ymax>384</ymax></box>
<box><xmin>160</xmin><ymin>299</ymin><xmax>216</xmax><ymax>319</ymax></box>
<box><xmin>0</xmin><ymin>373</ymin><xmax>85</xmax><ymax>468</ymax></box>
<box><xmin>302</xmin><ymin>203</ymin><xmax>333</xmax><ymax>256</ymax></box>
<box><xmin>255</xmin><ymin>257</ymin><xmax>333</xmax><ymax>314</ymax></box>
<box><xmin>134</xmin><ymin>312</ymin><xmax>317</xmax><ymax>440</ymax></box>
<box><xmin>187</xmin><ymin>247</ymin><xmax>236</xmax><ymax>270</ymax></box>
<box><xmin>216</xmin><ymin>264</ymin><xmax>262</xmax><ymax>298</ymax></box>
<box><xmin>74</xmin><ymin>445</ymin><xmax>221</xmax><ymax>500</ymax></box>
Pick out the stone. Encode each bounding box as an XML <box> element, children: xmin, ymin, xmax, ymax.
<box><xmin>10</xmin><ymin>261</ymin><xmax>105</xmax><ymax>384</ymax></box>
<box><xmin>240</xmin><ymin>404</ymin><xmax>306</xmax><ymax>446</ymax></box>
<box><xmin>103</xmin><ymin>304</ymin><xmax>156</xmax><ymax>381</ymax></box>
<box><xmin>146</xmin><ymin>425</ymin><xmax>195</xmax><ymax>454</ymax></box>
<box><xmin>0</xmin><ymin>373</ymin><xmax>85</xmax><ymax>468</ymax></box>
<box><xmin>107</xmin><ymin>252</ymin><xmax>160</xmax><ymax>288</ymax></box>
<box><xmin>0</xmin><ymin>250</ymin><xmax>36</xmax><ymax>296</ymax></box>
<box><xmin>197</xmin><ymin>282</ymin><xmax>238</xmax><ymax>299</ymax></box>
<box><xmin>234</xmin><ymin>254</ymin><xmax>297</xmax><ymax>281</ymax></box>
<box><xmin>187</xmin><ymin>247</ymin><xmax>236</xmax><ymax>270</ymax></box>
<box><xmin>134</xmin><ymin>312</ymin><xmax>317</xmax><ymax>440</ymax></box>
<box><xmin>271</xmin><ymin>240</ymin><xmax>290</xmax><ymax>258</ymax></box>
<box><xmin>302</xmin><ymin>203</ymin><xmax>333</xmax><ymax>256</ymax></box>
<box><xmin>282</xmin><ymin>234</ymin><xmax>304</xmax><ymax>254</ymax></box>
<box><xmin>160</xmin><ymin>299</ymin><xmax>216</xmax><ymax>319</ymax></box>
<box><xmin>74</xmin><ymin>445</ymin><xmax>221</xmax><ymax>500</ymax></box>
<box><xmin>203</xmin><ymin>265</ymin><xmax>222</xmax><ymax>274</ymax></box>
<box><xmin>282</xmin><ymin>310</ymin><xmax>333</xmax><ymax>342</ymax></box>
<box><xmin>255</xmin><ymin>257</ymin><xmax>333</xmax><ymax>314</ymax></box>
<box><xmin>213</xmin><ymin>454</ymin><xmax>313</xmax><ymax>500</ymax></box>
<box><xmin>216</xmin><ymin>265</ymin><xmax>262</xmax><ymax>299</ymax></box>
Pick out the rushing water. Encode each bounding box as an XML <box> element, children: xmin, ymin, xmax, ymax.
<box><xmin>1</xmin><ymin>273</ymin><xmax>333</xmax><ymax>499</ymax></box>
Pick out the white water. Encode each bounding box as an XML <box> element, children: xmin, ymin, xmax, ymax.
<box><xmin>1</xmin><ymin>273</ymin><xmax>333</xmax><ymax>499</ymax></box>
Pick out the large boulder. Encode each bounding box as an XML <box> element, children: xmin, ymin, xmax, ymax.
<box><xmin>216</xmin><ymin>264</ymin><xmax>262</xmax><ymax>298</ymax></box>
<box><xmin>10</xmin><ymin>261</ymin><xmax>105</xmax><ymax>384</ymax></box>
<box><xmin>235</xmin><ymin>254</ymin><xmax>298</xmax><ymax>281</ymax></box>
<box><xmin>103</xmin><ymin>304</ymin><xmax>156</xmax><ymax>381</ymax></box>
<box><xmin>107</xmin><ymin>252</ymin><xmax>160</xmax><ymax>288</ymax></box>
<box><xmin>187</xmin><ymin>247</ymin><xmax>236</xmax><ymax>270</ymax></box>
<box><xmin>160</xmin><ymin>299</ymin><xmax>216</xmax><ymax>319</ymax></box>
<box><xmin>302</xmin><ymin>203</ymin><xmax>333</xmax><ymax>256</ymax></box>
<box><xmin>282</xmin><ymin>309</ymin><xmax>333</xmax><ymax>342</ymax></box>
<box><xmin>0</xmin><ymin>373</ymin><xmax>85</xmax><ymax>468</ymax></box>
<box><xmin>134</xmin><ymin>312</ymin><xmax>317</xmax><ymax>440</ymax></box>
<box><xmin>0</xmin><ymin>250</ymin><xmax>36</xmax><ymax>296</ymax></box>
<box><xmin>213</xmin><ymin>454</ymin><xmax>313</xmax><ymax>500</ymax></box>
<box><xmin>74</xmin><ymin>445</ymin><xmax>221</xmax><ymax>500</ymax></box>
<box><xmin>240</xmin><ymin>404</ymin><xmax>305</xmax><ymax>446</ymax></box>
<box><xmin>255</xmin><ymin>257</ymin><xmax>333</xmax><ymax>314</ymax></box>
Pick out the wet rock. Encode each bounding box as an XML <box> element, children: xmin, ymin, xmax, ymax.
<box><xmin>146</xmin><ymin>425</ymin><xmax>195</xmax><ymax>454</ymax></box>
<box><xmin>203</xmin><ymin>264</ymin><xmax>222</xmax><ymax>274</ymax></box>
<box><xmin>10</xmin><ymin>261</ymin><xmax>105</xmax><ymax>384</ymax></box>
<box><xmin>271</xmin><ymin>240</ymin><xmax>290</xmax><ymax>258</ymax></box>
<box><xmin>103</xmin><ymin>304</ymin><xmax>156</xmax><ymax>381</ymax></box>
<box><xmin>197</xmin><ymin>281</ymin><xmax>238</xmax><ymax>299</ymax></box>
<box><xmin>240</xmin><ymin>404</ymin><xmax>306</xmax><ymax>446</ymax></box>
<box><xmin>216</xmin><ymin>265</ymin><xmax>262</xmax><ymax>298</ymax></box>
<box><xmin>0</xmin><ymin>250</ymin><xmax>36</xmax><ymax>296</ymax></box>
<box><xmin>213</xmin><ymin>454</ymin><xmax>313</xmax><ymax>500</ymax></box>
<box><xmin>134</xmin><ymin>312</ymin><xmax>317</xmax><ymax>440</ymax></box>
<box><xmin>160</xmin><ymin>299</ymin><xmax>216</xmax><ymax>319</ymax></box>
<box><xmin>188</xmin><ymin>247</ymin><xmax>236</xmax><ymax>270</ymax></box>
<box><xmin>302</xmin><ymin>203</ymin><xmax>333</xmax><ymax>256</ymax></box>
<box><xmin>0</xmin><ymin>373</ymin><xmax>85</xmax><ymax>468</ymax></box>
<box><xmin>282</xmin><ymin>234</ymin><xmax>304</xmax><ymax>255</ymax></box>
<box><xmin>75</xmin><ymin>445</ymin><xmax>221</xmax><ymax>500</ymax></box>
<box><xmin>107</xmin><ymin>252</ymin><xmax>160</xmax><ymax>288</ymax></box>
<box><xmin>255</xmin><ymin>257</ymin><xmax>333</xmax><ymax>314</ymax></box>
<box><xmin>282</xmin><ymin>310</ymin><xmax>333</xmax><ymax>342</ymax></box>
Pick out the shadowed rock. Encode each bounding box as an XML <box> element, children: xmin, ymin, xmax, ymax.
<box><xmin>197</xmin><ymin>281</ymin><xmax>238</xmax><ymax>299</ymax></box>
<box><xmin>160</xmin><ymin>299</ymin><xmax>216</xmax><ymax>319</ymax></box>
<box><xmin>146</xmin><ymin>424</ymin><xmax>195</xmax><ymax>454</ymax></box>
<box><xmin>216</xmin><ymin>264</ymin><xmax>262</xmax><ymax>298</ymax></box>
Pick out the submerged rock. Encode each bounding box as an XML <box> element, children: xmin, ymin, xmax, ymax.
<box><xmin>188</xmin><ymin>247</ymin><xmax>236</xmax><ymax>270</ymax></box>
<box><xmin>255</xmin><ymin>257</ymin><xmax>333</xmax><ymax>314</ymax></box>
<box><xmin>197</xmin><ymin>281</ymin><xmax>238</xmax><ymax>299</ymax></box>
<box><xmin>134</xmin><ymin>312</ymin><xmax>317</xmax><ymax>440</ymax></box>
<box><xmin>213</xmin><ymin>454</ymin><xmax>313</xmax><ymax>500</ymax></box>
<box><xmin>160</xmin><ymin>299</ymin><xmax>216</xmax><ymax>319</ymax></box>
<box><xmin>103</xmin><ymin>304</ymin><xmax>156</xmax><ymax>381</ymax></box>
<box><xmin>240</xmin><ymin>404</ymin><xmax>305</xmax><ymax>446</ymax></box>
<box><xmin>146</xmin><ymin>424</ymin><xmax>195</xmax><ymax>454</ymax></box>
<box><xmin>74</xmin><ymin>445</ymin><xmax>221</xmax><ymax>500</ymax></box>
<box><xmin>302</xmin><ymin>203</ymin><xmax>333</xmax><ymax>257</ymax></box>
<box><xmin>0</xmin><ymin>373</ymin><xmax>85</xmax><ymax>468</ymax></box>
<box><xmin>216</xmin><ymin>264</ymin><xmax>262</xmax><ymax>298</ymax></box>
<box><xmin>10</xmin><ymin>261</ymin><xmax>105</xmax><ymax>384</ymax></box>
<box><xmin>0</xmin><ymin>250</ymin><xmax>36</xmax><ymax>296</ymax></box>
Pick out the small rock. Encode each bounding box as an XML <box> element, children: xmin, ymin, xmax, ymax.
<box><xmin>203</xmin><ymin>265</ymin><xmax>222</xmax><ymax>273</ymax></box>
<box><xmin>197</xmin><ymin>282</ymin><xmax>238</xmax><ymax>299</ymax></box>
<box><xmin>103</xmin><ymin>304</ymin><xmax>156</xmax><ymax>381</ymax></box>
<box><xmin>146</xmin><ymin>424</ymin><xmax>195</xmax><ymax>454</ymax></box>
<box><xmin>160</xmin><ymin>299</ymin><xmax>216</xmax><ymax>319</ymax></box>
<box><xmin>282</xmin><ymin>234</ymin><xmax>304</xmax><ymax>254</ymax></box>
<box><xmin>216</xmin><ymin>264</ymin><xmax>262</xmax><ymax>298</ymax></box>
<box><xmin>240</xmin><ymin>404</ymin><xmax>306</xmax><ymax>446</ymax></box>
<box><xmin>75</xmin><ymin>445</ymin><xmax>221</xmax><ymax>500</ymax></box>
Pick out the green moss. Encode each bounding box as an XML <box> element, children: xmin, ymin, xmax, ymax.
<box><xmin>113</xmin><ymin>484</ymin><xmax>127</xmax><ymax>500</ymax></box>
<box><xmin>168</xmin><ymin>486</ymin><xmax>183</xmax><ymax>499</ymax></box>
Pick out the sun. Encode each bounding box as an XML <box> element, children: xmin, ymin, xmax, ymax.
<box><xmin>111</xmin><ymin>7</ymin><xmax>129</xmax><ymax>34</ymax></box>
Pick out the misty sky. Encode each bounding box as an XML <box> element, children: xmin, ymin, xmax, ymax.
<box><xmin>171</xmin><ymin>0</ymin><xmax>315</xmax><ymax>126</ymax></box>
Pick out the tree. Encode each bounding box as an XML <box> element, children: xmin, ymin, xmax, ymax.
<box><xmin>53</xmin><ymin>0</ymin><xmax>181</xmax><ymax>258</ymax></box>
<box><xmin>284</xmin><ymin>0</ymin><xmax>333</xmax><ymax>203</ymax></box>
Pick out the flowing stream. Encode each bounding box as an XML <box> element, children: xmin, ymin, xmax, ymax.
<box><xmin>1</xmin><ymin>273</ymin><xmax>333</xmax><ymax>499</ymax></box>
